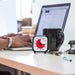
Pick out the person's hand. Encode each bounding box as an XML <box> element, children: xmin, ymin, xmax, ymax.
<box><xmin>11</xmin><ymin>36</ymin><xmax>32</xmax><ymax>48</ymax></box>
<box><xmin>1</xmin><ymin>33</ymin><xmax>22</xmax><ymax>37</ymax></box>
<box><xmin>0</xmin><ymin>33</ymin><xmax>32</xmax><ymax>49</ymax></box>
<box><xmin>22</xmin><ymin>35</ymin><xmax>32</xmax><ymax>42</ymax></box>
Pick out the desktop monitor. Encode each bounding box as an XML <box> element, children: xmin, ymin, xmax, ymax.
<box><xmin>35</xmin><ymin>3</ymin><xmax>71</xmax><ymax>35</ymax></box>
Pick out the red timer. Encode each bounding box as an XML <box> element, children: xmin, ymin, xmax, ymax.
<box><xmin>32</xmin><ymin>36</ymin><xmax>48</xmax><ymax>53</ymax></box>
<box><xmin>36</xmin><ymin>39</ymin><xmax>45</xmax><ymax>49</ymax></box>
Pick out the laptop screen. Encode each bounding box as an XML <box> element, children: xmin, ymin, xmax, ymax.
<box><xmin>35</xmin><ymin>3</ymin><xmax>71</xmax><ymax>35</ymax></box>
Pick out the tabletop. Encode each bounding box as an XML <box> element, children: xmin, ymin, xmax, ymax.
<box><xmin>0</xmin><ymin>50</ymin><xmax>75</xmax><ymax>75</ymax></box>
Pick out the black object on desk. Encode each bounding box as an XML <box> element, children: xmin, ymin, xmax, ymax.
<box><xmin>68</xmin><ymin>40</ymin><xmax>75</xmax><ymax>54</ymax></box>
<box><xmin>43</xmin><ymin>29</ymin><xmax>64</xmax><ymax>52</ymax></box>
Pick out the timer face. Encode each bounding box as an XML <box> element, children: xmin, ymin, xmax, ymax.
<box><xmin>33</xmin><ymin>36</ymin><xmax>48</xmax><ymax>53</ymax></box>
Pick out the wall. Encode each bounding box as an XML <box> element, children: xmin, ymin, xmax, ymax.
<box><xmin>0</xmin><ymin>0</ymin><xmax>17</xmax><ymax>36</ymax></box>
<box><xmin>16</xmin><ymin>0</ymin><xmax>32</xmax><ymax>20</ymax></box>
<box><xmin>32</xmin><ymin>0</ymin><xmax>75</xmax><ymax>51</ymax></box>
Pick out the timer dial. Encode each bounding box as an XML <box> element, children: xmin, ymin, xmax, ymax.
<box><xmin>32</xmin><ymin>36</ymin><xmax>48</xmax><ymax>53</ymax></box>
<box><xmin>36</xmin><ymin>39</ymin><xmax>45</xmax><ymax>49</ymax></box>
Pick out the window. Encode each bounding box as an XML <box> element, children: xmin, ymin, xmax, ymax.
<box><xmin>16</xmin><ymin>0</ymin><xmax>32</xmax><ymax>32</ymax></box>
<box><xmin>16</xmin><ymin>0</ymin><xmax>32</xmax><ymax>20</ymax></box>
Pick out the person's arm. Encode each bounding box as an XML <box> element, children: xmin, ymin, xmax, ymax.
<box><xmin>0</xmin><ymin>39</ymin><xmax>9</xmax><ymax>50</ymax></box>
<box><xmin>0</xmin><ymin>35</ymin><xmax>32</xmax><ymax>50</ymax></box>
<box><xmin>0</xmin><ymin>33</ymin><xmax>32</xmax><ymax>50</ymax></box>
<box><xmin>0</xmin><ymin>33</ymin><xmax>22</xmax><ymax>38</ymax></box>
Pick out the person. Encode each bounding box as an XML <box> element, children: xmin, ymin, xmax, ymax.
<box><xmin>0</xmin><ymin>33</ymin><xmax>32</xmax><ymax>50</ymax></box>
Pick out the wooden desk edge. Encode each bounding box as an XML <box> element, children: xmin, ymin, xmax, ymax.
<box><xmin>0</xmin><ymin>57</ymin><xmax>63</xmax><ymax>75</ymax></box>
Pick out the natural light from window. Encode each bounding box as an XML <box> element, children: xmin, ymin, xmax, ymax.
<box><xmin>16</xmin><ymin>0</ymin><xmax>32</xmax><ymax>20</ymax></box>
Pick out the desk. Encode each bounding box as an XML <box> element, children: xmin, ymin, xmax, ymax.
<box><xmin>0</xmin><ymin>50</ymin><xmax>75</xmax><ymax>75</ymax></box>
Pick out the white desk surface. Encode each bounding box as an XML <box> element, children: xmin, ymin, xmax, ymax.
<box><xmin>0</xmin><ymin>50</ymin><xmax>75</xmax><ymax>75</ymax></box>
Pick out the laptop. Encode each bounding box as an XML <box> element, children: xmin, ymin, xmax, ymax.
<box><xmin>7</xmin><ymin>3</ymin><xmax>71</xmax><ymax>51</ymax></box>
<box><xmin>35</xmin><ymin>3</ymin><xmax>71</xmax><ymax>35</ymax></box>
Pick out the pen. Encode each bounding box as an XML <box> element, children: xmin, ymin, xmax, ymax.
<box><xmin>62</xmin><ymin>56</ymin><xmax>72</xmax><ymax>62</ymax></box>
